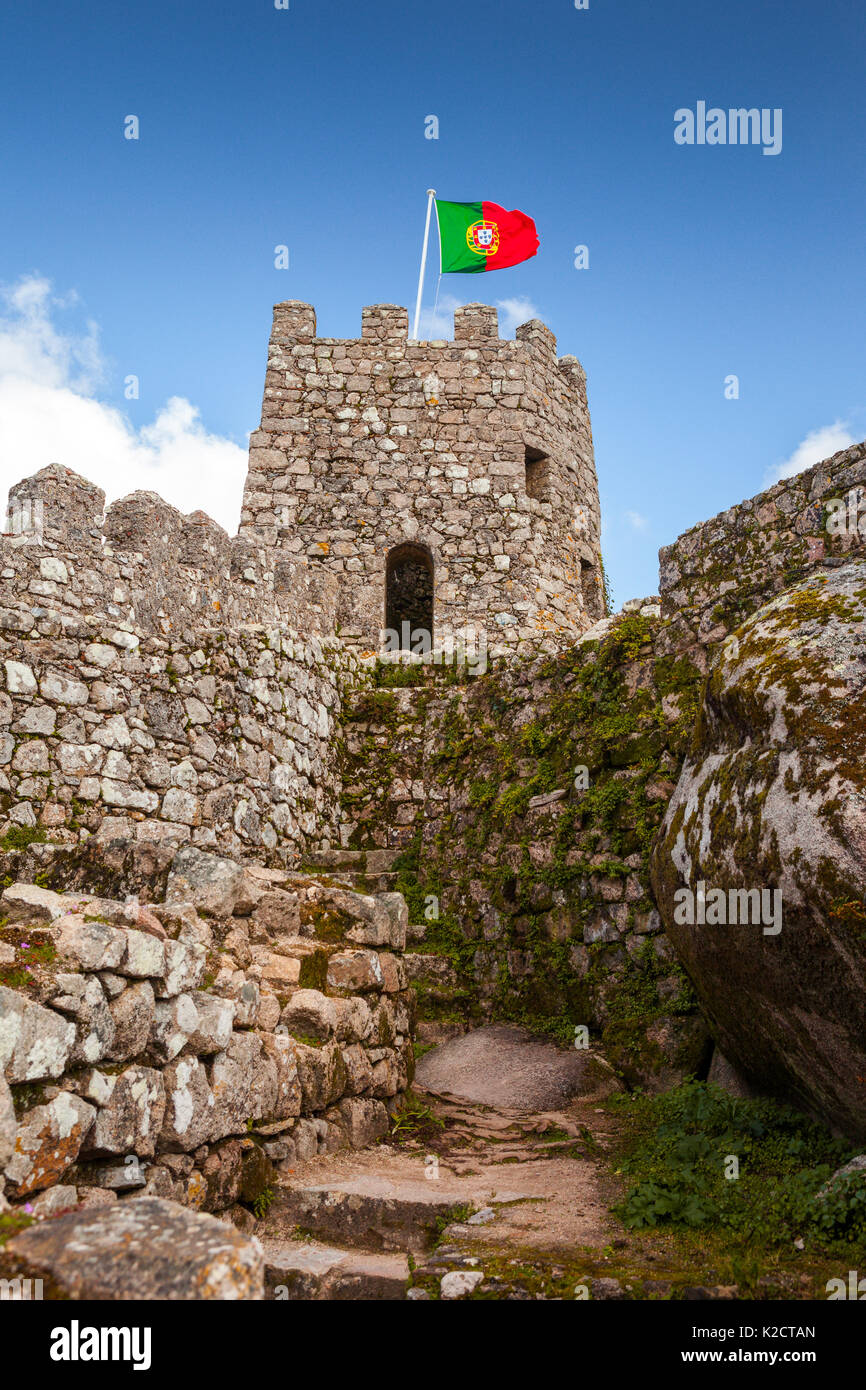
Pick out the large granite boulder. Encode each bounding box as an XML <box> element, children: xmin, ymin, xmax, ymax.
<box><xmin>651</xmin><ymin>561</ymin><xmax>866</xmax><ymax>1137</ymax></box>
<box><xmin>0</xmin><ymin>1195</ymin><xmax>264</xmax><ymax>1299</ymax></box>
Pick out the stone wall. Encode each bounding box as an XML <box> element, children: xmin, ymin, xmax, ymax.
<box><xmin>6</xmin><ymin>463</ymin><xmax>341</xmax><ymax>637</ymax></box>
<box><xmin>0</xmin><ymin>847</ymin><xmax>412</xmax><ymax>1221</ymax></box>
<box><xmin>240</xmin><ymin>301</ymin><xmax>604</xmax><ymax>654</ymax></box>
<box><xmin>658</xmin><ymin>439</ymin><xmax>866</xmax><ymax>662</ymax></box>
<box><xmin>0</xmin><ymin>465</ymin><xmax>371</xmax><ymax>861</ymax></box>
<box><xmin>329</xmin><ymin>605</ymin><xmax>711</xmax><ymax>1089</ymax></box>
<box><xmin>5</xmin><ymin>321</ymin><xmax>865</xmax><ymax>1149</ymax></box>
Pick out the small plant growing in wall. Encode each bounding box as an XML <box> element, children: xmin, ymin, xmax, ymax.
<box><xmin>0</xmin><ymin>825</ymin><xmax>46</xmax><ymax>851</ymax></box>
<box><xmin>251</xmin><ymin>1186</ymin><xmax>276</xmax><ymax>1219</ymax></box>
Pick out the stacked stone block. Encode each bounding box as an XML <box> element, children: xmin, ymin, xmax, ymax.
<box><xmin>0</xmin><ymin>847</ymin><xmax>413</xmax><ymax>1220</ymax></box>
<box><xmin>0</xmin><ymin>464</ymin><xmax>368</xmax><ymax>860</ymax></box>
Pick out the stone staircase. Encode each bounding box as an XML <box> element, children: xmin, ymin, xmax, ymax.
<box><xmin>231</xmin><ymin>842</ymin><xmax>476</xmax><ymax>1300</ymax></box>
<box><xmin>301</xmin><ymin>845</ymin><xmax>403</xmax><ymax>897</ymax></box>
<box><xmin>302</xmin><ymin>844</ymin><xmax>465</xmax><ymax>1047</ymax></box>
<box><xmin>254</xmin><ymin>1159</ymin><xmax>481</xmax><ymax>1300</ymax></box>
<box><xmin>302</xmin><ymin>845</ymin><xmax>422</xmax><ymax>933</ymax></box>
<box><xmin>249</xmin><ymin>1028</ymin><xmax>624</xmax><ymax>1302</ymax></box>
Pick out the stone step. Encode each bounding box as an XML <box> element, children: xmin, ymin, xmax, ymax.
<box><xmin>304</xmin><ymin>848</ymin><xmax>366</xmax><ymax>870</ymax></box>
<box><xmin>368</xmin><ymin>871</ymin><xmax>398</xmax><ymax>892</ymax></box>
<box><xmin>303</xmin><ymin>847</ymin><xmax>403</xmax><ymax>877</ymax></box>
<box><xmin>364</xmin><ymin>849</ymin><xmax>403</xmax><ymax>875</ymax></box>
<box><xmin>262</xmin><ymin>1238</ymin><xmax>409</xmax><ymax>1300</ymax></box>
<box><xmin>267</xmin><ymin>1174</ymin><xmax>476</xmax><ymax>1253</ymax></box>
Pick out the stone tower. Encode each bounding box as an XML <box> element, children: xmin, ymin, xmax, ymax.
<box><xmin>240</xmin><ymin>301</ymin><xmax>603</xmax><ymax>653</ymax></box>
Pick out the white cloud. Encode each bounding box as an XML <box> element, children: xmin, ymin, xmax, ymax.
<box><xmin>626</xmin><ymin>510</ymin><xmax>648</xmax><ymax>531</ymax></box>
<box><xmin>418</xmin><ymin>291</ymin><xmax>541</xmax><ymax>340</ymax></box>
<box><xmin>0</xmin><ymin>275</ymin><xmax>248</xmax><ymax>535</ymax></box>
<box><xmin>495</xmin><ymin>296</ymin><xmax>541</xmax><ymax>337</ymax></box>
<box><xmin>766</xmin><ymin>420</ymin><xmax>857</xmax><ymax>486</ymax></box>
<box><xmin>0</xmin><ymin>276</ymin><xmax>101</xmax><ymax>394</ymax></box>
<box><xmin>418</xmin><ymin>293</ymin><xmax>460</xmax><ymax>340</ymax></box>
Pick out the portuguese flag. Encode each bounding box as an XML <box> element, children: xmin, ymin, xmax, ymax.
<box><xmin>435</xmin><ymin>199</ymin><xmax>539</xmax><ymax>274</ymax></box>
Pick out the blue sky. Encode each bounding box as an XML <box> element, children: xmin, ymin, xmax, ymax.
<box><xmin>1</xmin><ymin>0</ymin><xmax>864</xmax><ymax>606</ymax></box>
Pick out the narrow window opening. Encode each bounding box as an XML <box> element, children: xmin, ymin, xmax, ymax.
<box><xmin>385</xmin><ymin>543</ymin><xmax>434</xmax><ymax>652</ymax></box>
<box><xmin>525</xmin><ymin>446</ymin><xmax>550</xmax><ymax>501</ymax></box>
<box><xmin>581</xmin><ymin>557</ymin><xmax>604</xmax><ymax>619</ymax></box>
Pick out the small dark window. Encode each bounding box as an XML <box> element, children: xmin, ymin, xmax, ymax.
<box><xmin>581</xmin><ymin>557</ymin><xmax>604</xmax><ymax>619</ymax></box>
<box><xmin>525</xmin><ymin>446</ymin><xmax>550</xmax><ymax>500</ymax></box>
<box><xmin>385</xmin><ymin>542</ymin><xmax>434</xmax><ymax>651</ymax></box>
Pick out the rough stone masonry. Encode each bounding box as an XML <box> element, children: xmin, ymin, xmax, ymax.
<box><xmin>0</xmin><ymin>300</ymin><xmax>608</xmax><ymax>1292</ymax></box>
<box><xmin>3</xmin><ymin>300</ymin><xmax>866</xmax><ymax>1297</ymax></box>
<box><xmin>0</xmin><ymin>301</ymin><xmax>603</xmax><ymax>858</ymax></box>
<box><xmin>240</xmin><ymin>300</ymin><xmax>604</xmax><ymax>650</ymax></box>
<box><xmin>0</xmin><ymin>857</ymin><xmax>413</xmax><ymax>1263</ymax></box>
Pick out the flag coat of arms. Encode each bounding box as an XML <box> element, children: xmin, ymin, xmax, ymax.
<box><xmin>435</xmin><ymin>199</ymin><xmax>540</xmax><ymax>273</ymax></box>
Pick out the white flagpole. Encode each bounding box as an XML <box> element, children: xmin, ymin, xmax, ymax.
<box><xmin>411</xmin><ymin>189</ymin><xmax>437</xmax><ymax>341</ymax></box>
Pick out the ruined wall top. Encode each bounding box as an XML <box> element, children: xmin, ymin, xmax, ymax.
<box><xmin>268</xmin><ymin>299</ymin><xmax>576</xmax><ymax>369</ymax></box>
<box><xmin>0</xmin><ymin>302</ymin><xmax>603</xmax><ymax>659</ymax></box>
<box><xmin>658</xmin><ymin>439</ymin><xmax>866</xmax><ymax>661</ymax></box>
<box><xmin>2</xmin><ymin>463</ymin><xmax>340</xmax><ymax>643</ymax></box>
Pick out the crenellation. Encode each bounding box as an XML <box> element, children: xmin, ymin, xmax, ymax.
<box><xmin>453</xmin><ymin>302</ymin><xmax>499</xmax><ymax>340</ymax></box>
<box><xmin>241</xmin><ymin>300</ymin><xmax>605</xmax><ymax>647</ymax></box>
<box><xmin>7</xmin><ymin>463</ymin><xmax>104</xmax><ymax>551</ymax></box>
<box><xmin>180</xmin><ymin>510</ymin><xmax>232</xmax><ymax>571</ymax></box>
<box><xmin>361</xmin><ymin>303</ymin><xmax>409</xmax><ymax>342</ymax></box>
<box><xmin>0</xmin><ymin>301</ymin><xmax>608</xmax><ymax>860</ymax></box>
<box><xmin>514</xmin><ymin>316</ymin><xmax>557</xmax><ymax>358</ymax></box>
<box><xmin>270</xmin><ymin>299</ymin><xmax>317</xmax><ymax>342</ymax></box>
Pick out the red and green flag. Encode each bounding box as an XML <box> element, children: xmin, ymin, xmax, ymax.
<box><xmin>435</xmin><ymin>199</ymin><xmax>539</xmax><ymax>273</ymax></box>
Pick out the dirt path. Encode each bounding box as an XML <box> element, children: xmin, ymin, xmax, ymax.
<box><xmin>256</xmin><ymin>1027</ymin><xmax>794</xmax><ymax>1298</ymax></box>
<box><xmin>253</xmin><ymin>1025</ymin><xmax>633</xmax><ymax>1298</ymax></box>
<box><xmin>405</xmin><ymin>1087</ymin><xmax>618</xmax><ymax>1253</ymax></box>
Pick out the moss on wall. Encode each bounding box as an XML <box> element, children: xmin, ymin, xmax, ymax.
<box><xmin>334</xmin><ymin>613</ymin><xmax>710</xmax><ymax>1087</ymax></box>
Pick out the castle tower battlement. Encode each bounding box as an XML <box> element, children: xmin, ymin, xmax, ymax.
<box><xmin>240</xmin><ymin>301</ymin><xmax>604</xmax><ymax>651</ymax></box>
